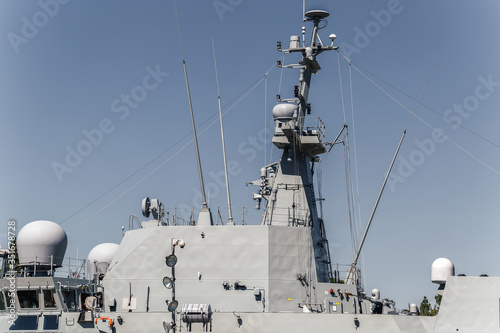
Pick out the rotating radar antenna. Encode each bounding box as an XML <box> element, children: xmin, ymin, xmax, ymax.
<box><xmin>142</xmin><ymin>197</ymin><xmax>164</xmax><ymax>222</ymax></box>
<box><xmin>142</xmin><ymin>197</ymin><xmax>151</xmax><ymax>218</ymax></box>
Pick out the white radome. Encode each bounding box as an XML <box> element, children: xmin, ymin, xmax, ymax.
<box><xmin>87</xmin><ymin>243</ymin><xmax>120</xmax><ymax>277</ymax></box>
<box><xmin>431</xmin><ymin>257</ymin><xmax>455</xmax><ymax>284</ymax></box>
<box><xmin>371</xmin><ymin>288</ymin><xmax>380</xmax><ymax>300</ymax></box>
<box><xmin>17</xmin><ymin>220</ymin><xmax>68</xmax><ymax>267</ymax></box>
<box><xmin>272</xmin><ymin>103</ymin><xmax>296</xmax><ymax>120</ymax></box>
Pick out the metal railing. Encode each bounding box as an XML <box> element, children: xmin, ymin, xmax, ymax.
<box><xmin>132</xmin><ymin>206</ymin><xmax>265</xmax><ymax>226</ymax></box>
<box><xmin>215</xmin><ymin>206</ymin><xmax>263</xmax><ymax>225</ymax></box>
<box><xmin>1</xmin><ymin>256</ymin><xmax>87</xmax><ymax>279</ymax></box>
<box><xmin>301</xmin><ymin>116</ymin><xmax>326</xmax><ymax>144</ymax></box>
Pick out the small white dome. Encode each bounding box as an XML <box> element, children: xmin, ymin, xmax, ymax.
<box><xmin>431</xmin><ymin>258</ymin><xmax>455</xmax><ymax>284</ymax></box>
<box><xmin>87</xmin><ymin>243</ymin><xmax>120</xmax><ymax>277</ymax></box>
<box><xmin>17</xmin><ymin>220</ymin><xmax>67</xmax><ymax>267</ymax></box>
<box><xmin>272</xmin><ymin>103</ymin><xmax>296</xmax><ymax>120</ymax></box>
<box><xmin>371</xmin><ymin>288</ymin><xmax>380</xmax><ymax>300</ymax></box>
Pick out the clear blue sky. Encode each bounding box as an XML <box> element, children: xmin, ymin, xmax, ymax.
<box><xmin>1</xmin><ymin>0</ymin><xmax>500</xmax><ymax>308</ymax></box>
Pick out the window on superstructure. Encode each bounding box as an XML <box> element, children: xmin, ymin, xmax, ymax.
<box><xmin>17</xmin><ymin>290</ymin><xmax>39</xmax><ymax>309</ymax></box>
<box><xmin>43</xmin><ymin>315</ymin><xmax>59</xmax><ymax>330</ymax></box>
<box><xmin>5</xmin><ymin>291</ymin><xmax>13</xmax><ymax>310</ymax></box>
<box><xmin>9</xmin><ymin>316</ymin><xmax>38</xmax><ymax>330</ymax></box>
<box><xmin>0</xmin><ymin>291</ymin><xmax>5</xmax><ymax>311</ymax></box>
<box><xmin>43</xmin><ymin>290</ymin><xmax>57</xmax><ymax>308</ymax></box>
<box><xmin>62</xmin><ymin>289</ymin><xmax>77</xmax><ymax>311</ymax></box>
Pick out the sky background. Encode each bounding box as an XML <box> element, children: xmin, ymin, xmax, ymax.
<box><xmin>1</xmin><ymin>0</ymin><xmax>500</xmax><ymax>309</ymax></box>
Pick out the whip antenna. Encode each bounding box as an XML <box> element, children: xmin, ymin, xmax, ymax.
<box><xmin>174</xmin><ymin>0</ymin><xmax>213</xmax><ymax>225</ymax></box>
<box><xmin>212</xmin><ymin>39</ymin><xmax>234</xmax><ymax>225</ymax></box>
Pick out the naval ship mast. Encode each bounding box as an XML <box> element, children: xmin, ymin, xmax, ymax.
<box><xmin>5</xmin><ymin>6</ymin><xmax>500</xmax><ymax>333</ymax></box>
<box><xmin>252</xmin><ymin>10</ymin><xmax>338</xmax><ymax>283</ymax></box>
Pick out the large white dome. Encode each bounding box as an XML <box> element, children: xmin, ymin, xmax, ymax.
<box><xmin>17</xmin><ymin>220</ymin><xmax>67</xmax><ymax>267</ymax></box>
<box><xmin>431</xmin><ymin>257</ymin><xmax>455</xmax><ymax>284</ymax></box>
<box><xmin>87</xmin><ymin>243</ymin><xmax>120</xmax><ymax>278</ymax></box>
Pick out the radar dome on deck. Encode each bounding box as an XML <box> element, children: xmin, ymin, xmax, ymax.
<box><xmin>431</xmin><ymin>257</ymin><xmax>455</xmax><ymax>284</ymax></box>
<box><xmin>17</xmin><ymin>220</ymin><xmax>67</xmax><ymax>267</ymax></box>
<box><xmin>272</xmin><ymin>103</ymin><xmax>296</xmax><ymax>120</ymax></box>
<box><xmin>87</xmin><ymin>243</ymin><xmax>120</xmax><ymax>278</ymax></box>
<box><xmin>371</xmin><ymin>288</ymin><xmax>380</xmax><ymax>300</ymax></box>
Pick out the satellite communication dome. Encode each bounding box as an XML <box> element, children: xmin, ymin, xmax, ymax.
<box><xmin>87</xmin><ymin>243</ymin><xmax>120</xmax><ymax>277</ymax></box>
<box><xmin>272</xmin><ymin>103</ymin><xmax>296</xmax><ymax>120</ymax></box>
<box><xmin>17</xmin><ymin>220</ymin><xmax>67</xmax><ymax>267</ymax></box>
<box><xmin>371</xmin><ymin>288</ymin><xmax>380</xmax><ymax>300</ymax></box>
<box><xmin>431</xmin><ymin>257</ymin><xmax>455</xmax><ymax>284</ymax></box>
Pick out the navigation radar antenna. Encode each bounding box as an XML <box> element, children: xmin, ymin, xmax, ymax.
<box><xmin>304</xmin><ymin>9</ymin><xmax>330</xmax><ymax>20</ymax></box>
<box><xmin>142</xmin><ymin>197</ymin><xmax>165</xmax><ymax>222</ymax></box>
<box><xmin>142</xmin><ymin>197</ymin><xmax>151</xmax><ymax>218</ymax></box>
<box><xmin>303</xmin><ymin>10</ymin><xmax>330</xmax><ymax>47</ymax></box>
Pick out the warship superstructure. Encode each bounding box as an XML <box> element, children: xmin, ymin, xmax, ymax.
<box><xmin>1</xmin><ymin>9</ymin><xmax>500</xmax><ymax>333</ymax></box>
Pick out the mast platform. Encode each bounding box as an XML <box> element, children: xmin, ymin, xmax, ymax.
<box><xmin>272</xmin><ymin>116</ymin><xmax>327</xmax><ymax>157</ymax></box>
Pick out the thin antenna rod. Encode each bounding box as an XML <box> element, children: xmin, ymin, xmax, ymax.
<box><xmin>348</xmin><ymin>69</ymin><xmax>434</xmax><ymax>281</ymax></box>
<box><xmin>302</xmin><ymin>0</ymin><xmax>306</xmax><ymax>21</ymax></box>
<box><xmin>212</xmin><ymin>39</ymin><xmax>234</xmax><ymax>225</ymax></box>
<box><xmin>174</xmin><ymin>0</ymin><xmax>212</xmax><ymax>225</ymax></box>
<box><xmin>264</xmin><ymin>73</ymin><xmax>267</xmax><ymax>165</ymax></box>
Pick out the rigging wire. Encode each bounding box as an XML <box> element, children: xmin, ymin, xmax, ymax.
<box><xmin>334</xmin><ymin>55</ymin><xmax>365</xmax><ymax>285</ymax></box>
<box><xmin>336</xmin><ymin>52</ymin><xmax>347</xmax><ymax>124</ymax></box>
<box><xmin>212</xmin><ymin>38</ymin><xmax>234</xmax><ymax>224</ymax></box>
<box><xmin>62</xmin><ymin>63</ymin><xmax>275</xmax><ymax>228</ymax></box>
<box><xmin>349</xmin><ymin>63</ymin><xmax>500</xmax><ymax>176</ymax></box>
<box><xmin>316</xmin><ymin>160</ymin><xmax>323</xmax><ymax>220</ymax></box>
<box><xmin>347</xmin><ymin>69</ymin><xmax>435</xmax><ymax>283</ymax></box>
<box><xmin>59</xmin><ymin>52</ymin><xmax>279</xmax><ymax>226</ymax></box>
<box><xmin>174</xmin><ymin>0</ymin><xmax>210</xmax><ymax>212</ymax></box>
<box><xmin>71</xmin><ymin>138</ymin><xmax>194</xmax><ymax>230</ymax></box>
<box><xmin>71</xmin><ymin>74</ymin><xmax>269</xmax><ymax>230</ymax></box>
<box><xmin>341</xmin><ymin>131</ymin><xmax>361</xmax><ymax>260</ymax></box>
<box><xmin>265</xmin><ymin>73</ymin><xmax>268</xmax><ymax>166</ymax></box>
<box><xmin>340</xmin><ymin>54</ymin><xmax>500</xmax><ymax>151</ymax></box>
<box><xmin>345</xmin><ymin>134</ymin><xmax>359</xmax><ymax>247</ymax></box>
<box><xmin>348</xmin><ymin>62</ymin><xmax>362</xmax><ymax>237</ymax></box>
<box><xmin>348</xmin><ymin>60</ymin><xmax>365</xmax><ymax>287</ymax></box>
<box><xmin>343</xmin><ymin>132</ymin><xmax>356</xmax><ymax>257</ymax></box>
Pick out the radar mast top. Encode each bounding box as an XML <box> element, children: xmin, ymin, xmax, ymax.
<box><xmin>304</xmin><ymin>9</ymin><xmax>330</xmax><ymax>20</ymax></box>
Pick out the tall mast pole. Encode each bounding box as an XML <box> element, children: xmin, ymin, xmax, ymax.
<box><xmin>212</xmin><ymin>39</ymin><xmax>234</xmax><ymax>225</ymax></box>
<box><xmin>182</xmin><ymin>62</ymin><xmax>209</xmax><ymax>211</ymax></box>
<box><xmin>174</xmin><ymin>0</ymin><xmax>212</xmax><ymax>225</ymax></box>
